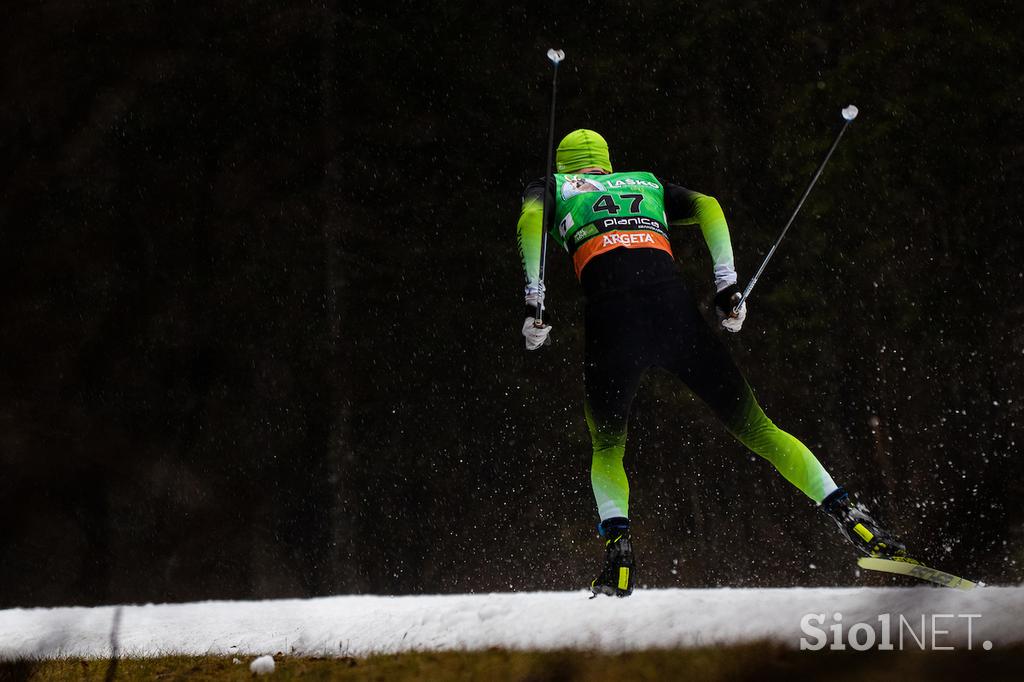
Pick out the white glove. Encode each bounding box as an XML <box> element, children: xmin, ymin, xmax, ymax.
<box><xmin>522</xmin><ymin>317</ymin><xmax>552</xmax><ymax>350</ymax></box>
<box><xmin>713</xmin><ymin>285</ymin><xmax>747</xmax><ymax>333</ymax></box>
<box><xmin>718</xmin><ymin>302</ymin><xmax>746</xmax><ymax>333</ymax></box>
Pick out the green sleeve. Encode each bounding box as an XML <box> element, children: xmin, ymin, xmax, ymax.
<box><xmin>517</xmin><ymin>181</ymin><xmax>547</xmax><ymax>306</ymax></box>
<box><xmin>667</xmin><ymin>187</ymin><xmax>737</xmax><ymax>290</ymax></box>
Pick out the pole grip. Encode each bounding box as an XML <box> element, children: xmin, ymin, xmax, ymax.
<box><xmin>728</xmin><ymin>291</ymin><xmax>743</xmax><ymax>317</ymax></box>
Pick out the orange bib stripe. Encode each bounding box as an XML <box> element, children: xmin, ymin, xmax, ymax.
<box><xmin>573</xmin><ymin>231</ymin><xmax>673</xmax><ymax>279</ymax></box>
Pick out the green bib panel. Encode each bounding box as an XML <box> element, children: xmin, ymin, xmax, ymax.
<box><xmin>550</xmin><ymin>171</ymin><xmax>669</xmax><ymax>253</ymax></box>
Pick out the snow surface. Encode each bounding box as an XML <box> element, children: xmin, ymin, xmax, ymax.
<box><xmin>2</xmin><ymin>587</ymin><xmax>1022</xmax><ymax>659</ymax></box>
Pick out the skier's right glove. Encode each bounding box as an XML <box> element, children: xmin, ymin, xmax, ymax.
<box><xmin>713</xmin><ymin>283</ymin><xmax>746</xmax><ymax>333</ymax></box>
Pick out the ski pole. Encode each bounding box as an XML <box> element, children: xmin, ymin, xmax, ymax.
<box><xmin>734</xmin><ymin>105</ymin><xmax>859</xmax><ymax>313</ymax></box>
<box><xmin>534</xmin><ymin>48</ymin><xmax>565</xmax><ymax>327</ymax></box>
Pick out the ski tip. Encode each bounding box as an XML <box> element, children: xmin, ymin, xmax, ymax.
<box><xmin>857</xmin><ymin>557</ymin><xmax>979</xmax><ymax>591</ymax></box>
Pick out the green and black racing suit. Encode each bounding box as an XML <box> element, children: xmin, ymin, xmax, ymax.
<box><xmin>516</xmin><ymin>171</ymin><xmax>839</xmax><ymax>523</ymax></box>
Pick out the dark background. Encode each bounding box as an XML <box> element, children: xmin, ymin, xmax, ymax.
<box><xmin>2</xmin><ymin>1</ymin><xmax>1022</xmax><ymax>607</ymax></box>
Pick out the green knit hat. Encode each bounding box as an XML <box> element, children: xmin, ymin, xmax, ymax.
<box><xmin>555</xmin><ymin>129</ymin><xmax>613</xmax><ymax>173</ymax></box>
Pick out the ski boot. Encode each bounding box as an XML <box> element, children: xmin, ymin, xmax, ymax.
<box><xmin>590</xmin><ymin>517</ymin><xmax>635</xmax><ymax>598</ymax></box>
<box><xmin>821</xmin><ymin>488</ymin><xmax>912</xmax><ymax>560</ymax></box>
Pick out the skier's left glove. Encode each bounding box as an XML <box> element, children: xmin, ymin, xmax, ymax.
<box><xmin>522</xmin><ymin>287</ymin><xmax>552</xmax><ymax>349</ymax></box>
<box><xmin>522</xmin><ymin>315</ymin><xmax>552</xmax><ymax>350</ymax></box>
<box><xmin>714</xmin><ymin>283</ymin><xmax>746</xmax><ymax>333</ymax></box>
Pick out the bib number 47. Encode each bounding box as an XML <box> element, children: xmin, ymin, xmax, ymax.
<box><xmin>592</xmin><ymin>193</ymin><xmax>643</xmax><ymax>214</ymax></box>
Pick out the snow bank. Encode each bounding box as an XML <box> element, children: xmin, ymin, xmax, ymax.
<box><xmin>2</xmin><ymin>586</ymin><xmax>1022</xmax><ymax>659</ymax></box>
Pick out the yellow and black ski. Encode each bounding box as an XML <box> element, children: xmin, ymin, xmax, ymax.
<box><xmin>858</xmin><ymin>557</ymin><xmax>980</xmax><ymax>591</ymax></box>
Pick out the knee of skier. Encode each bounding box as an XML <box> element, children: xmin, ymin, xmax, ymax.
<box><xmin>591</xmin><ymin>430</ymin><xmax>627</xmax><ymax>459</ymax></box>
<box><xmin>732</xmin><ymin>413</ymin><xmax>780</xmax><ymax>448</ymax></box>
<box><xmin>584</xmin><ymin>400</ymin><xmax>628</xmax><ymax>458</ymax></box>
<box><xmin>723</xmin><ymin>389</ymin><xmax>778</xmax><ymax>444</ymax></box>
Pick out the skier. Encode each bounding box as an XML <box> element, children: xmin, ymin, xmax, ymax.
<box><xmin>517</xmin><ymin>129</ymin><xmax>909</xmax><ymax>597</ymax></box>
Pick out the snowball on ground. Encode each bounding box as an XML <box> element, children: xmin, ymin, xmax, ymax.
<box><xmin>250</xmin><ymin>654</ymin><xmax>275</xmax><ymax>674</ymax></box>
